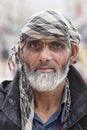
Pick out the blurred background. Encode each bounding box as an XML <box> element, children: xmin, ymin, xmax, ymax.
<box><xmin>0</xmin><ymin>0</ymin><xmax>87</xmax><ymax>82</ymax></box>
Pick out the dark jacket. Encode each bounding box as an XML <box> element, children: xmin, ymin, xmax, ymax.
<box><xmin>0</xmin><ymin>65</ymin><xmax>87</xmax><ymax>130</ymax></box>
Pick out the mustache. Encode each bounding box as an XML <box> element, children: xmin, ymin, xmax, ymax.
<box><xmin>32</xmin><ymin>61</ymin><xmax>57</xmax><ymax>72</ymax></box>
<box><xmin>24</xmin><ymin>56</ymin><xmax>70</xmax><ymax>73</ymax></box>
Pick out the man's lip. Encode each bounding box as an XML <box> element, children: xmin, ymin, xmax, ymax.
<box><xmin>35</xmin><ymin>66</ymin><xmax>55</xmax><ymax>72</ymax></box>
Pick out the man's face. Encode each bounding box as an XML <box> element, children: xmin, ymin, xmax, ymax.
<box><xmin>20</xmin><ymin>38</ymin><xmax>72</xmax><ymax>91</ymax></box>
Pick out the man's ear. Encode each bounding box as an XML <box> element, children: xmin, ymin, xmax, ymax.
<box><xmin>70</xmin><ymin>44</ymin><xmax>79</xmax><ymax>64</ymax></box>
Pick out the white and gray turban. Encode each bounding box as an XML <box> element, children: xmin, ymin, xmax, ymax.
<box><xmin>21</xmin><ymin>10</ymin><xmax>80</xmax><ymax>44</ymax></box>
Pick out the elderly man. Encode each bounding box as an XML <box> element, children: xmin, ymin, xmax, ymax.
<box><xmin>0</xmin><ymin>10</ymin><xmax>87</xmax><ymax>130</ymax></box>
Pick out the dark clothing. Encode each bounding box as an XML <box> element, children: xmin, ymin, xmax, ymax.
<box><xmin>0</xmin><ymin>65</ymin><xmax>87</xmax><ymax>130</ymax></box>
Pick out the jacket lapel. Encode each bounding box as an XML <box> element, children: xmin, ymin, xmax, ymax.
<box><xmin>61</xmin><ymin>65</ymin><xmax>87</xmax><ymax>130</ymax></box>
<box><xmin>2</xmin><ymin>71</ymin><xmax>21</xmax><ymax>128</ymax></box>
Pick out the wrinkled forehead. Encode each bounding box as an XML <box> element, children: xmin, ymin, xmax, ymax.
<box><xmin>20</xmin><ymin>10</ymin><xmax>80</xmax><ymax>45</ymax></box>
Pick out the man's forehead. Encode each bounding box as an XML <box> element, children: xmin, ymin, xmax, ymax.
<box><xmin>30</xmin><ymin>38</ymin><xmax>66</xmax><ymax>43</ymax></box>
<box><xmin>38</xmin><ymin>38</ymin><xmax>60</xmax><ymax>42</ymax></box>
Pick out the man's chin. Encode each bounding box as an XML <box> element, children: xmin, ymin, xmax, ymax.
<box><xmin>32</xmin><ymin>86</ymin><xmax>57</xmax><ymax>92</ymax></box>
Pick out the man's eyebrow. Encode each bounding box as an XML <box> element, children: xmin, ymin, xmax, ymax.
<box><xmin>49</xmin><ymin>41</ymin><xmax>60</xmax><ymax>43</ymax></box>
<box><xmin>30</xmin><ymin>40</ymin><xmax>43</xmax><ymax>44</ymax></box>
<box><xmin>48</xmin><ymin>41</ymin><xmax>66</xmax><ymax>44</ymax></box>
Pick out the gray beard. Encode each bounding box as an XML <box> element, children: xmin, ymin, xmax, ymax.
<box><xmin>24</xmin><ymin>61</ymin><xmax>70</xmax><ymax>92</ymax></box>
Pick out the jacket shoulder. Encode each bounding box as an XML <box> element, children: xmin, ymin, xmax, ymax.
<box><xmin>0</xmin><ymin>80</ymin><xmax>12</xmax><ymax>106</ymax></box>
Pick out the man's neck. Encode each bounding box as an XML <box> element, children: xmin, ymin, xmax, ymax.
<box><xmin>34</xmin><ymin>79</ymin><xmax>66</xmax><ymax>123</ymax></box>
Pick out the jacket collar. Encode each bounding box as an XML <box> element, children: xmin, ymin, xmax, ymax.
<box><xmin>61</xmin><ymin>90</ymin><xmax>87</xmax><ymax>130</ymax></box>
<box><xmin>61</xmin><ymin>65</ymin><xmax>87</xmax><ymax>130</ymax></box>
<box><xmin>2</xmin><ymin>70</ymin><xmax>21</xmax><ymax>127</ymax></box>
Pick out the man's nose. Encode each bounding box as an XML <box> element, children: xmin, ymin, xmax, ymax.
<box><xmin>39</xmin><ymin>47</ymin><xmax>53</xmax><ymax>62</ymax></box>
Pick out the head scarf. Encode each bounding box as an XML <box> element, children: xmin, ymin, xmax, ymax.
<box><xmin>20</xmin><ymin>9</ymin><xmax>80</xmax><ymax>46</ymax></box>
<box><xmin>13</xmin><ymin>10</ymin><xmax>81</xmax><ymax>130</ymax></box>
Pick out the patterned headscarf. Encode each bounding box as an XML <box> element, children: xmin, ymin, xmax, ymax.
<box><xmin>12</xmin><ymin>10</ymin><xmax>80</xmax><ymax>130</ymax></box>
<box><xmin>20</xmin><ymin>10</ymin><xmax>80</xmax><ymax>46</ymax></box>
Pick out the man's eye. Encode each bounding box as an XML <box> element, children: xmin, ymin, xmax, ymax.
<box><xmin>54</xmin><ymin>43</ymin><xmax>62</xmax><ymax>49</ymax></box>
<box><xmin>50</xmin><ymin>42</ymin><xmax>67</xmax><ymax>51</ymax></box>
<box><xmin>29</xmin><ymin>42</ymin><xmax>42</xmax><ymax>51</ymax></box>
